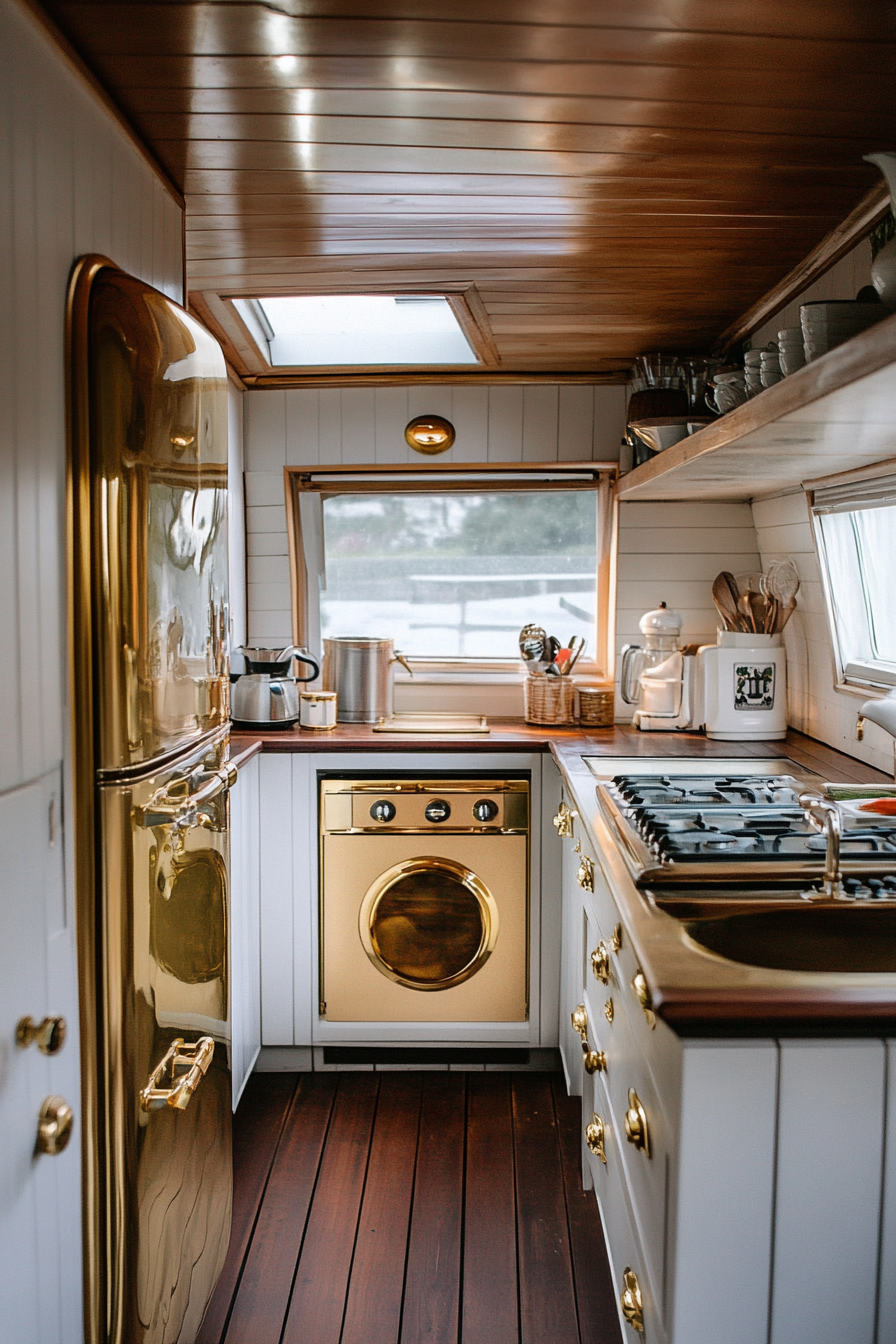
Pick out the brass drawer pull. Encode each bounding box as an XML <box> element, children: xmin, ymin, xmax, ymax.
<box><xmin>36</xmin><ymin>1096</ymin><xmax>74</xmax><ymax>1156</ymax></box>
<box><xmin>591</xmin><ymin>940</ymin><xmax>611</xmax><ymax>985</ymax></box>
<box><xmin>604</xmin><ymin>997</ymin><xmax>614</xmax><ymax>1025</ymax></box>
<box><xmin>135</xmin><ymin>762</ymin><xmax>237</xmax><ymax>829</ymax></box>
<box><xmin>624</xmin><ymin>1088</ymin><xmax>651</xmax><ymax>1157</ymax></box>
<box><xmin>585</xmin><ymin>1113</ymin><xmax>606</xmax><ymax>1164</ymax></box>
<box><xmin>631</xmin><ymin>970</ymin><xmax>656</xmax><ymax>1028</ymax></box>
<box><xmin>553</xmin><ymin>801</ymin><xmax>577</xmax><ymax>838</ymax></box>
<box><xmin>620</xmin><ymin>1268</ymin><xmax>644</xmax><ymax>1332</ymax></box>
<box><xmin>140</xmin><ymin>1036</ymin><xmax>215</xmax><ymax>1112</ymax></box>
<box><xmin>16</xmin><ymin>1014</ymin><xmax>67</xmax><ymax>1056</ymax></box>
<box><xmin>577</xmin><ymin>854</ymin><xmax>594</xmax><ymax>892</ymax></box>
<box><xmin>571</xmin><ymin>1005</ymin><xmax>606</xmax><ymax>1074</ymax></box>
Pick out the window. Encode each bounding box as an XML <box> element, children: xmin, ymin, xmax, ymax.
<box><xmin>286</xmin><ymin>465</ymin><xmax>617</xmax><ymax>678</ymax></box>
<box><xmin>809</xmin><ymin>471</ymin><xmax>896</xmax><ymax>688</ymax></box>
<box><xmin>232</xmin><ymin>295</ymin><xmax>479</xmax><ymax>367</ymax></box>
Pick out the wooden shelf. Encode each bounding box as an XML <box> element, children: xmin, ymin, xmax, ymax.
<box><xmin>618</xmin><ymin>309</ymin><xmax>896</xmax><ymax>502</ymax></box>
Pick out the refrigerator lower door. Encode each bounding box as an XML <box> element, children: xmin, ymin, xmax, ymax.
<box><xmin>96</xmin><ymin>733</ymin><xmax>233</xmax><ymax>1344</ymax></box>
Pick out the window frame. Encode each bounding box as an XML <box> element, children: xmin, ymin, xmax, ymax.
<box><xmin>807</xmin><ymin>460</ymin><xmax>896</xmax><ymax>693</ymax></box>
<box><xmin>284</xmin><ymin>462</ymin><xmax>618</xmax><ymax>682</ymax></box>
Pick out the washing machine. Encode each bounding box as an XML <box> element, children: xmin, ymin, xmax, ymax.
<box><xmin>319</xmin><ymin>777</ymin><xmax>529</xmax><ymax>1022</ymax></box>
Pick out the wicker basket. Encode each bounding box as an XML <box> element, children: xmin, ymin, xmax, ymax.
<box><xmin>577</xmin><ymin>685</ymin><xmax>615</xmax><ymax>728</ymax></box>
<box><xmin>524</xmin><ymin>674</ymin><xmax>577</xmax><ymax>725</ymax></box>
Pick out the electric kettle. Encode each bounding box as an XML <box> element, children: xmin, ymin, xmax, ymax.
<box><xmin>231</xmin><ymin>644</ymin><xmax>320</xmax><ymax>728</ymax></box>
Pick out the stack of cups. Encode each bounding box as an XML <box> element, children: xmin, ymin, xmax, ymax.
<box><xmin>759</xmin><ymin>342</ymin><xmax>783</xmax><ymax>389</ymax></box>
<box><xmin>777</xmin><ymin>327</ymin><xmax>806</xmax><ymax>375</ymax></box>
<box><xmin>743</xmin><ymin>348</ymin><xmax>764</xmax><ymax>398</ymax></box>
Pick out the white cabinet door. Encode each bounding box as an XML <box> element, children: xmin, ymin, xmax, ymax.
<box><xmin>258</xmin><ymin>754</ymin><xmax>296</xmax><ymax>1044</ymax></box>
<box><xmin>770</xmin><ymin>1040</ymin><xmax>886</xmax><ymax>1344</ymax></box>
<box><xmin>0</xmin><ymin>771</ymin><xmax>81</xmax><ymax>1342</ymax></box>
<box><xmin>230</xmin><ymin>753</ymin><xmax>261</xmax><ymax>1107</ymax></box>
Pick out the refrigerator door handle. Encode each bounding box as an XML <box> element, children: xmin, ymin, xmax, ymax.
<box><xmin>140</xmin><ymin>1036</ymin><xmax>215</xmax><ymax>1112</ymax></box>
<box><xmin>134</xmin><ymin>761</ymin><xmax>238</xmax><ymax>829</ymax></box>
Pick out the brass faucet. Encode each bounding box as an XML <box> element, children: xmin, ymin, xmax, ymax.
<box><xmin>798</xmin><ymin>791</ymin><xmax>851</xmax><ymax>901</ymax></box>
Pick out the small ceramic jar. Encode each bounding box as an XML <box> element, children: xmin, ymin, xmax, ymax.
<box><xmin>299</xmin><ymin>690</ymin><xmax>337</xmax><ymax>730</ymax></box>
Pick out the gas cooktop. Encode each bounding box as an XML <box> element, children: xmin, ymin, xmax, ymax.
<box><xmin>592</xmin><ymin>765</ymin><xmax>896</xmax><ymax>887</ymax></box>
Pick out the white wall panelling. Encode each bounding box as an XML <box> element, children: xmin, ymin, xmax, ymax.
<box><xmin>615</xmin><ymin>501</ymin><xmax>762</xmax><ymax>718</ymax></box>
<box><xmin>244</xmin><ymin>383</ymin><xmax>627</xmax><ymax>644</ymax></box>
<box><xmin>751</xmin><ymin>490</ymin><xmax>895</xmax><ymax>774</ymax></box>
<box><xmin>750</xmin><ymin>238</ymin><xmax>873</xmax><ymax>350</ymax></box>
<box><xmin>0</xmin><ymin>2</ymin><xmax>185</xmax><ymax>1334</ymax></box>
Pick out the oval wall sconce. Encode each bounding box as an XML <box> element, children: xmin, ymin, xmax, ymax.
<box><xmin>404</xmin><ymin>415</ymin><xmax>456</xmax><ymax>455</ymax></box>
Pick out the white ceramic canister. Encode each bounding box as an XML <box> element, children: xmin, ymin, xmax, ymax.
<box><xmin>299</xmin><ymin>690</ymin><xmax>337</xmax><ymax>731</ymax></box>
<box><xmin>696</xmin><ymin>632</ymin><xmax>787</xmax><ymax>740</ymax></box>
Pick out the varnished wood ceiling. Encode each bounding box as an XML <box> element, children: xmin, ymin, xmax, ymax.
<box><xmin>39</xmin><ymin>0</ymin><xmax>896</xmax><ymax>378</ymax></box>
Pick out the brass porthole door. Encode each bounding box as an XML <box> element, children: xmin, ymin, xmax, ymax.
<box><xmin>359</xmin><ymin>857</ymin><xmax>499</xmax><ymax>991</ymax></box>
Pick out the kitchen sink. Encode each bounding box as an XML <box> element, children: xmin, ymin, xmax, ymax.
<box><xmin>682</xmin><ymin>905</ymin><xmax>896</xmax><ymax>973</ymax></box>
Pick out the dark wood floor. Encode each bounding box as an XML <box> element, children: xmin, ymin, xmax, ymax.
<box><xmin>197</xmin><ymin>1071</ymin><xmax>622</xmax><ymax>1344</ymax></box>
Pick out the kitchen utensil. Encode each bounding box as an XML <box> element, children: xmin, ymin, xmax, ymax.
<box><xmin>711</xmin><ymin>573</ymin><xmax>742</xmax><ymax>632</ymax></box>
<box><xmin>776</xmin><ymin>597</ymin><xmax>797</xmax><ymax>631</ymax></box>
<box><xmin>543</xmin><ymin>635</ymin><xmax>560</xmax><ymax>665</ymax></box>
<box><xmin>321</xmin><ymin>636</ymin><xmax>413</xmax><ymax>723</ymax></box>
<box><xmin>519</xmin><ymin>624</ymin><xmax>546</xmax><ymax>662</ymax></box>
<box><xmin>565</xmin><ymin>635</ymin><xmax>586</xmax><ymax>674</ymax></box>
<box><xmin>241</xmin><ymin>644</ymin><xmax>317</xmax><ymax>677</ymax></box>
<box><xmin>764</xmin><ymin>558</ymin><xmax>801</xmax><ymax>605</ymax></box>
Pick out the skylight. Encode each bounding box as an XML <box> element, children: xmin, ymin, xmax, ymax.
<box><xmin>232</xmin><ymin>294</ymin><xmax>479</xmax><ymax>367</ymax></box>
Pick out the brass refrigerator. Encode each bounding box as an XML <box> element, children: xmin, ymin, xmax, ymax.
<box><xmin>68</xmin><ymin>257</ymin><xmax>234</xmax><ymax>1344</ymax></box>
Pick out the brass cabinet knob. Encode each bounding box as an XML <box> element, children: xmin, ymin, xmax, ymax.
<box><xmin>585</xmin><ymin>1113</ymin><xmax>606</xmax><ymax>1164</ymax></box>
<box><xmin>624</xmin><ymin>1089</ymin><xmax>651</xmax><ymax>1157</ymax></box>
<box><xmin>631</xmin><ymin>970</ymin><xmax>656</xmax><ymax>1028</ymax></box>
<box><xmin>36</xmin><ymin>1096</ymin><xmax>74</xmax><ymax>1156</ymax></box>
<box><xmin>611</xmin><ymin>922</ymin><xmax>623</xmax><ymax>953</ymax></box>
<box><xmin>591</xmin><ymin>941</ymin><xmax>611</xmax><ymax>985</ymax></box>
<box><xmin>620</xmin><ymin>1267</ymin><xmax>644</xmax><ymax>1332</ymax></box>
<box><xmin>16</xmin><ymin>1015</ymin><xmax>67</xmax><ymax>1056</ymax></box>
<box><xmin>577</xmin><ymin>854</ymin><xmax>594</xmax><ymax>892</ymax></box>
<box><xmin>604</xmin><ymin>997</ymin><xmax>614</xmax><ymax>1025</ymax></box>
<box><xmin>553</xmin><ymin>801</ymin><xmax>577</xmax><ymax>838</ymax></box>
<box><xmin>582</xmin><ymin>1041</ymin><xmax>607</xmax><ymax>1075</ymax></box>
<box><xmin>571</xmin><ymin>1003</ymin><xmax>588</xmax><ymax>1038</ymax></box>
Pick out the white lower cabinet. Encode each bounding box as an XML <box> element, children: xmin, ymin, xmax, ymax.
<box><xmin>230</xmin><ymin>752</ymin><xmax>261</xmax><ymax>1105</ymax></box>
<box><xmin>558</xmin><ymin>783</ymin><xmax>896</xmax><ymax>1344</ymax></box>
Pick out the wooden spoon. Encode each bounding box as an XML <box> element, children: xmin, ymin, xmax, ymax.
<box><xmin>776</xmin><ymin>597</ymin><xmax>797</xmax><ymax>631</ymax></box>
<box><xmin>712</xmin><ymin>573</ymin><xmax>741</xmax><ymax>631</ymax></box>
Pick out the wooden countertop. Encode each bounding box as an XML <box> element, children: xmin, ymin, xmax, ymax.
<box><xmin>230</xmin><ymin>718</ymin><xmax>890</xmax><ymax>784</ymax></box>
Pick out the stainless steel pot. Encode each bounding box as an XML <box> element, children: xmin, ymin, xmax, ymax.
<box><xmin>321</xmin><ymin>637</ymin><xmax>413</xmax><ymax>723</ymax></box>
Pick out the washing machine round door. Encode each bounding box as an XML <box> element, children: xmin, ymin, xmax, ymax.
<box><xmin>359</xmin><ymin>857</ymin><xmax>499</xmax><ymax>991</ymax></box>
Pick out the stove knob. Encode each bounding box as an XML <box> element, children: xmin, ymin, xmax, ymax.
<box><xmin>370</xmin><ymin>800</ymin><xmax>396</xmax><ymax>823</ymax></box>
<box><xmin>472</xmin><ymin>799</ymin><xmax>499</xmax><ymax>823</ymax></box>
<box><xmin>425</xmin><ymin>799</ymin><xmax>451</xmax><ymax>824</ymax></box>
<box><xmin>843</xmin><ymin>878</ymin><xmax>862</xmax><ymax>895</ymax></box>
<box><xmin>867</xmin><ymin>878</ymin><xmax>885</xmax><ymax>899</ymax></box>
<box><xmin>883</xmin><ymin>876</ymin><xmax>896</xmax><ymax>893</ymax></box>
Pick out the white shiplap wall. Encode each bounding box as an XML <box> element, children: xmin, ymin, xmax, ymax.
<box><xmin>615</xmin><ymin>501</ymin><xmax>762</xmax><ymax>717</ymax></box>
<box><xmin>244</xmin><ymin>383</ymin><xmax>627</xmax><ymax>644</ymax></box>
<box><xmin>750</xmin><ymin>239</ymin><xmax>874</xmax><ymax>350</ymax></box>
<box><xmin>0</xmin><ymin>0</ymin><xmax>184</xmax><ymax>795</ymax></box>
<box><xmin>0</xmin><ymin>1</ymin><xmax>184</xmax><ymax>1337</ymax></box>
<box><xmin>752</xmin><ymin>492</ymin><xmax>894</xmax><ymax>774</ymax></box>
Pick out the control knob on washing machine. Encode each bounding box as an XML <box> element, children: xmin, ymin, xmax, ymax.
<box><xmin>369</xmin><ymin>799</ymin><xmax>396</xmax><ymax>823</ymax></box>
<box><xmin>472</xmin><ymin>799</ymin><xmax>499</xmax><ymax>823</ymax></box>
<box><xmin>424</xmin><ymin>799</ymin><xmax>451</xmax><ymax>823</ymax></box>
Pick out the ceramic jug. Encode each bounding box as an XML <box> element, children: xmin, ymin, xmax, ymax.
<box><xmin>863</xmin><ymin>152</ymin><xmax>896</xmax><ymax>307</ymax></box>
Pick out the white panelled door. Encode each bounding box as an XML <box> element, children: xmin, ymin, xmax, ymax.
<box><xmin>0</xmin><ymin>771</ymin><xmax>82</xmax><ymax>1341</ymax></box>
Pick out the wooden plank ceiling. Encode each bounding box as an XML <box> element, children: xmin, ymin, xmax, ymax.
<box><xmin>39</xmin><ymin>0</ymin><xmax>896</xmax><ymax>378</ymax></box>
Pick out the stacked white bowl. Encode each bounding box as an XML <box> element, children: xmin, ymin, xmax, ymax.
<box><xmin>777</xmin><ymin>327</ymin><xmax>806</xmax><ymax>375</ymax></box>
<box><xmin>743</xmin><ymin>347</ymin><xmax>764</xmax><ymax>398</ymax></box>
<box><xmin>800</xmin><ymin>300</ymin><xmax>887</xmax><ymax>361</ymax></box>
<box><xmin>759</xmin><ymin>342</ymin><xmax>783</xmax><ymax>389</ymax></box>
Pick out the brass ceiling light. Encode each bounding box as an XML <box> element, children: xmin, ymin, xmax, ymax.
<box><xmin>404</xmin><ymin>414</ymin><xmax>456</xmax><ymax>455</ymax></box>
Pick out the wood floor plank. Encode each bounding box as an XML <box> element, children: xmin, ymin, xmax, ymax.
<box><xmin>513</xmin><ymin>1074</ymin><xmax>580</xmax><ymax>1344</ymax></box>
<box><xmin>223</xmin><ymin>1073</ymin><xmax>338</xmax><ymax>1344</ymax></box>
<box><xmin>400</xmin><ymin>1072</ymin><xmax>466</xmax><ymax>1344</ymax></box>
<box><xmin>462</xmin><ymin>1073</ymin><xmax>519</xmax><ymax>1344</ymax></box>
<box><xmin>551</xmin><ymin>1076</ymin><xmax>622</xmax><ymax>1344</ymax></box>
<box><xmin>196</xmin><ymin>1073</ymin><xmax>299</xmax><ymax>1344</ymax></box>
<box><xmin>341</xmin><ymin>1073</ymin><xmax>423</xmax><ymax>1344</ymax></box>
<box><xmin>281</xmin><ymin>1073</ymin><xmax>380</xmax><ymax>1344</ymax></box>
